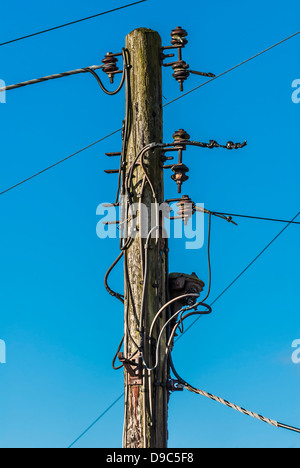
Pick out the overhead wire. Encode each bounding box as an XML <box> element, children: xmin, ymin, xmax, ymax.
<box><xmin>0</xmin><ymin>49</ymin><xmax>129</xmax><ymax>197</ymax></box>
<box><xmin>0</xmin><ymin>129</ymin><xmax>122</xmax><ymax>197</ymax></box>
<box><xmin>67</xmin><ymin>187</ymin><xmax>300</xmax><ymax>447</ymax></box>
<box><xmin>211</xmin><ymin>211</ymin><xmax>300</xmax><ymax>225</ymax></box>
<box><xmin>0</xmin><ymin>48</ymin><xmax>128</xmax><ymax>96</ymax></box>
<box><xmin>0</xmin><ymin>1</ymin><xmax>148</xmax><ymax>48</ymax></box>
<box><xmin>169</xmin><ymin>346</ymin><xmax>300</xmax><ymax>434</ymax></box>
<box><xmin>168</xmin><ymin>311</ymin><xmax>300</xmax><ymax>434</ymax></box>
<box><xmin>159</xmin><ymin>208</ymin><xmax>300</xmax><ymax>436</ymax></box>
<box><xmin>0</xmin><ymin>64</ymin><xmax>104</xmax><ymax>93</ymax></box>
<box><xmin>18</xmin><ymin>28</ymin><xmax>298</xmax><ymax>447</ymax></box>
<box><xmin>1</xmin><ymin>31</ymin><xmax>299</xmax><ymax>197</ymax></box>
<box><xmin>163</xmin><ymin>30</ymin><xmax>300</xmax><ymax>108</ymax></box>
<box><xmin>165</xmin><ymin>211</ymin><xmax>300</xmax><ymax>438</ymax></box>
<box><xmin>68</xmin><ymin>392</ymin><xmax>124</xmax><ymax>449</ymax></box>
<box><xmin>175</xmin><ymin>210</ymin><xmax>300</xmax><ymax>342</ymax></box>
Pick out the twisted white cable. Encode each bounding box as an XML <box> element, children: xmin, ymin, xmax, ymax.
<box><xmin>0</xmin><ymin>65</ymin><xmax>104</xmax><ymax>92</ymax></box>
<box><xmin>185</xmin><ymin>384</ymin><xmax>278</xmax><ymax>427</ymax></box>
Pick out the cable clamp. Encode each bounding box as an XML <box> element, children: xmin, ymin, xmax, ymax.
<box><xmin>168</xmin><ymin>379</ymin><xmax>184</xmax><ymax>392</ymax></box>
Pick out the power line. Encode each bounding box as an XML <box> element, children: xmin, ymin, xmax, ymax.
<box><xmin>61</xmin><ymin>30</ymin><xmax>300</xmax><ymax>446</ymax></box>
<box><xmin>68</xmin><ymin>209</ymin><xmax>300</xmax><ymax>445</ymax></box>
<box><xmin>0</xmin><ymin>1</ymin><xmax>147</xmax><ymax>48</ymax></box>
<box><xmin>170</xmin><ymin>358</ymin><xmax>300</xmax><ymax>434</ymax></box>
<box><xmin>2</xmin><ymin>28</ymin><xmax>297</xmax><ymax>100</ymax></box>
<box><xmin>1</xmin><ymin>30</ymin><xmax>298</xmax><ymax>197</ymax></box>
<box><xmin>0</xmin><ymin>65</ymin><xmax>104</xmax><ymax>92</ymax></box>
<box><xmin>163</xmin><ymin>30</ymin><xmax>300</xmax><ymax>108</ymax></box>
<box><xmin>0</xmin><ymin>15</ymin><xmax>297</xmax><ymax>447</ymax></box>
<box><xmin>0</xmin><ymin>129</ymin><xmax>122</xmax><ymax>197</ymax></box>
<box><xmin>211</xmin><ymin>211</ymin><xmax>300</xmax><ymax>225</ymax></box>
<box><xmin>210</xmin><ymin>211</ymin><xmax>300</xmax><ymax>305</ymax></box>
<box><xmin>176</xmin><ymin>211</ymin><xmax>300</xmax><ymax>341</ymax></box>
<box><xmin>68</xmin><ymin>393</ymin><xmax>124</xmax><ymax>449</ymax></box>
<box><xmin>68</xmin><ymin>210</ymin><xmax>300</xmax><ymax>446</ymax></box>
<box><xmin>0</xmin><ymin>48</ymin><xmax>128</xmax><ymax>95</ymax></box>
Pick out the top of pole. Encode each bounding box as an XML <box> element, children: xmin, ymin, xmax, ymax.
<box><xmin>126</xmin><ymin>27</ymin><xmax>161</xmax><ymax>36</ymax></box>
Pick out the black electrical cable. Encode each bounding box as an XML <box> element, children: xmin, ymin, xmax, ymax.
<box><xmin>116</xmin><ymin>49</ymin><xmax>131</xmax><ymax>206</ymax></box>
<box><xmin>0</xmin><ymin>53</ymin><xmax>128</xmax><ymax>198</ymax></box>
<box><xmin>175</xmin><ymin>211</ymin><xmax>300</xmax><ymax>342</ymax></box>
<box><xmin>168</xmin><ymin>319</ymin><xmax>300</xmax><ymax>435</ymax></box>
<box><xmin>0</xmin><ymin>51</ymin><xmax>127</xmax><ymax>95</ymax></box>
<box><xmin>104</xmin><ymin>251</ymin><xmax>124</xmax><ymax>304</ymax></box>
<box><xmin>2</xmin><ymin>29</ymin><xmax>298</xmax><ymax>197</ymax></box>
<box><xmin>123</xmin><ymin>248</ymin><xmax>140</xmax><ymax>350</ymax></box>
<box><xmin>145</xmin><ymin>304</ymin><xmax>212</xmax><ymax>372</ymax></box>
<box><xmin>66</xmin><ymin>30</ymin><xmax>300</xmax><ymax>448</ymax></box>
<box><xmin>112</xmin><ymin>336</ymin><xmax>124</xmax><ymax>370</ymax></box>
<box><xmin>201</xmin><ymin>212</ymin><xmax>212</xmax><ymax>304</ymax></box>
<box><xmin>85</xmin><ymin>48</ymin><xmax>127</xmax><ymax>96</ymax></box>
<box><xmin>0</xmin><ymin>1</ymin><xmax>147</xmax><ymax>48</ymax></box>
<box><xmin>104</xmin><ymin>249</ymin><xmax>140</xmax><ymax>355</ymax></box>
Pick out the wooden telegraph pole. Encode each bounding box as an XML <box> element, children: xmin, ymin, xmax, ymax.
<box><xmin>121</xmin><ymin>28</ymin><xmax>169</xmax><ymax>449</ymax></box>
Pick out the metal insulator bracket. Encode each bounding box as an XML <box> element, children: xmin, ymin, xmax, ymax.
<box><xmin>118</xmin><ymin>353</ymin><xmax>143</xmax><ymax>385</ymax></box>
<box><xmin>162</xmin><ymin>27</ymin><xmax>215</xmax><ymax>91</ymax></box>
<box><xmin>102</xmin><ymin>52</ymin><xmax>122</xmax><ymax>84</ymax></box>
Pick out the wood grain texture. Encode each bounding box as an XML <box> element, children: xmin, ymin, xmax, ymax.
<box><xmin>123</xmin><ymin>28</ymin><xmax>168</xmax><ymax>448</ymax></box>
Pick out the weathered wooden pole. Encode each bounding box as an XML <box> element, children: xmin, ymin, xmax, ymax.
<box><xmin>122</xmin><ymin>28</ymin><xmax>169</xmax><ymax>448</ymax></box>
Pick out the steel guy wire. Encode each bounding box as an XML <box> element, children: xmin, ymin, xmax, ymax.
<box><xmin>0</xmin><ymin>1</ymin><xmax>148</xmax><ymax>48</ymax></box>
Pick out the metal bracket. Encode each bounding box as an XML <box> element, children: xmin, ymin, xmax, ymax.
<box><xmin>168</xmin><ymin>379</ymin><xmax>184</xmax><ymax>392</ymax></box>
<box><xmin>161</xmin><ymin>27</ymin><xmax>215</xmax><ymax>91</ymax></box>
<box><xmin>118</xmin><ymin>353</ymin><xmax>143</xmax><ymax>385</ymax></box>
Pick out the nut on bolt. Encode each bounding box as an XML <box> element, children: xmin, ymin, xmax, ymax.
<box><xmin>173</xmin><ymin>129</ymin><xmax>190</xmax><ymax>142</ymax></box>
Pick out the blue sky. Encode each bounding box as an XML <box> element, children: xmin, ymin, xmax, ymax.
<box><xmin>0</xmin><ymin>0</ymin><xmax>299</xmax><ymax>449</ymax></box>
